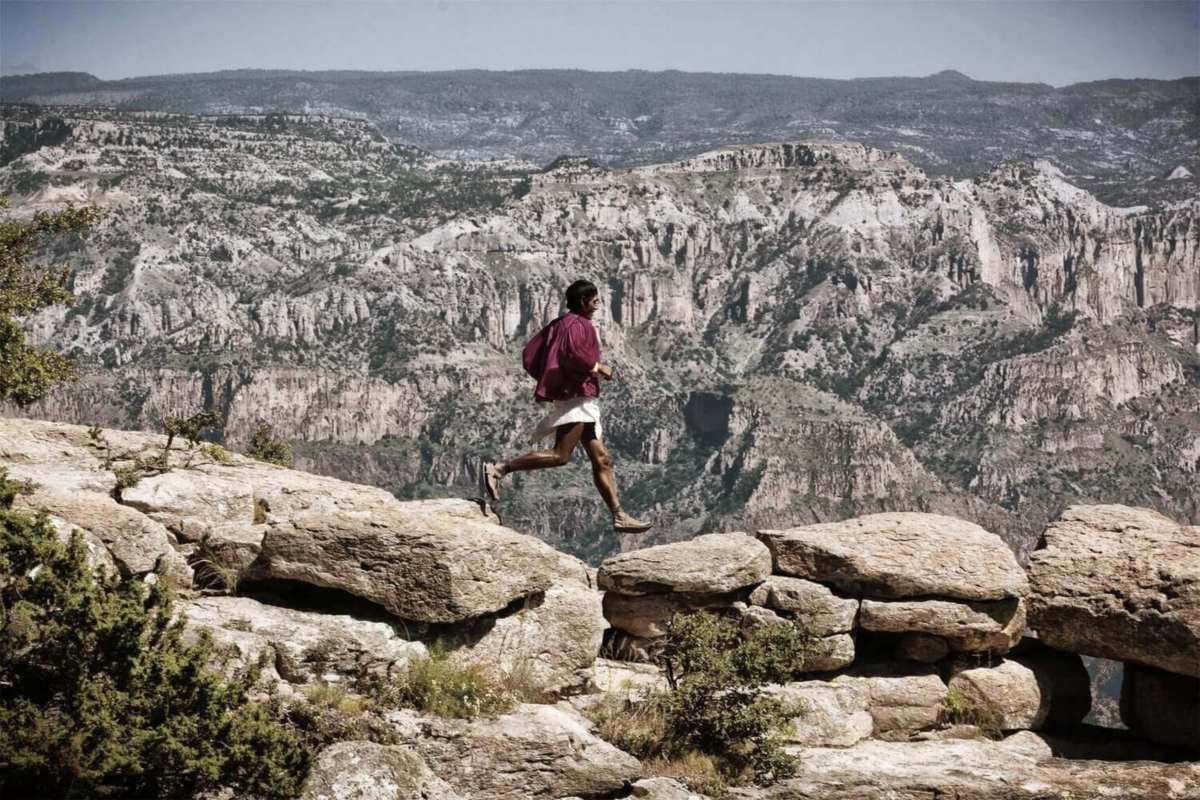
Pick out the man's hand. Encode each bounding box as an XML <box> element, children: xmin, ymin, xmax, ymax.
<box><xmin>594</xmin><ymin>363</ymin><xmax>614</xmax><ymax>381</ymax></box>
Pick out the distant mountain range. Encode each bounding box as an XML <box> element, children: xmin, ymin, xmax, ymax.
<box><xmin>3</xmin><ymin>69</ymin><xmax>1197</xmax><ymax>206</ymax></box>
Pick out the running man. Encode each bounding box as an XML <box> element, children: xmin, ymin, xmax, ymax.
<box><xmin>484</xmin><ymin>279</ymin><xmax>653</xmax><ymax>534</ymax></box>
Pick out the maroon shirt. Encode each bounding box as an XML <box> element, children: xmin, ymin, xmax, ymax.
<box><xmin>527</xmin><ymin>312</ymin><xmax>601</xmax><ymax>402</ymax></box>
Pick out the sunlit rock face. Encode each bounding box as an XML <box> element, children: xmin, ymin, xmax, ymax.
<box><xmin>3</xmin><ymin>108</ymin><xmax>1198</xmax><ymax>563</ymax></box>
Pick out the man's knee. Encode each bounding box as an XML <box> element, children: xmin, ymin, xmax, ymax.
<box><xmin>593</xmin><ymin>451</ymin><xmax>613</xmax><ymax>471</ymax></box>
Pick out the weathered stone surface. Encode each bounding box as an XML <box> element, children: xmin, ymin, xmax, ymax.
<box><xmin>830</xmin><ymin>665</ymin><xmax>948</xmax><ymax>737</ymax></box>
<box><xmin>604</xmin><ymin>589</ymin><xmax>741</xmax><ymax>638</ymax></box>
<box><xmin>450</xmin><ymin>582</ymin><xmax>606</xmax><ymax>695</ymax></box>
<box><xmin>859</xmin><ymin>597</ymin><xmax>1025</xmax><ymax>652</ymax></box>
<box><xmin>897</xmin><ymin>633</ymin><xmax>949</xmax><ymax>663</ymax></box>
<box><xmin>1120</xmin><ymin>662</ymin><xmax>1200</xmax><ymax>753</ymax></box>
<box><xmin>395</xmin><ymin>703</ymin><xmax>642</xmax><ymax>799</ymax></box>
<box><xmin>261</xmin><ymin>500</ymin><xmax>560</xmax><ymax>623</ymax></box>
<box><xmin>632</xmin><ymin>777</ymin><xmax>708</xmax><ymax>799</ymax></box>
<box><xmin>749</xmin><ymin>576</ymin><xmax>859</xmax><ymax>636</ymax></box>
<box><xmin>1028</xmin><ymin>504</ymin><xmax>1200</xmax><ymax>677</ymax></box>
<box><xmin>300</xmin><ymin>741</ymin><xmax>460</xmax><ymax>800</ymax></box>
<box><xmin>803</xmin><ymin>633</ymin><xmax>856</xmax><ymax>672</ymax></box>
<box><xmin>590</xmin><ymin>658</ymin><xmax>669</xmax><ymax>700</ymax></box>
<box><xmin>47</xmin><ymin>515</ymin><xmax>118</xmax><ymax>579</ymax></box>
<box><xmin>597</xmin><ymin>533</ymin><xmax>771</xmax><ymax>596</ymax></box>
<box><xmin>180</xmin><ymin>595</ymin><xmax>426</xmax><ymax>684</ymax></box>
<box><xmin>1010</xmin><ymin>638</ymin><xmax>1091</xmax><ymax>726</ymax></box>
<box><xmin>949</xmin><ymin>659</ymin><xmax>1048</xmax><ymax>731</ymax></box>
<box><xmin>765</xmin><ymin>682</ymin><xmax>874</xmax><ymax>747</ymax></box>
<box><xmin>758</xmin><ymin>513</ymin><xmax>1028</xmax><ymax>601</ymax></box>
<box><xmin>16</xmin><ymin>488</ymin><xmax>191</xmax><ymax>584</ymax></box>
<box><xmin>726</xmin><ymin>732</ymin><xmax>1200</xmax><ymax>799</ymax></box>
<box><xmin>192</xmin><ymin>522</ymin><xmax>267</xmax><ymax>588</ymax></box>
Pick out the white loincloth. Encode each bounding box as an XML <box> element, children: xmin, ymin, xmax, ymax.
<box><xmin>528</xmin><ymin>397</ymin><xmax>603</xmax><ymax>443</ymax></box>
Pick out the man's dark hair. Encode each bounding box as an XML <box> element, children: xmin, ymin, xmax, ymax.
<box><xmin>565</xmin><ymin>279</ymin><xmax>599</xmax><ymax>313</ymax></box>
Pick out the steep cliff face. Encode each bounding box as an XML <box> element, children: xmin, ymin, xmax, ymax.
<box><xmin>3</xmin><ymin>109</ymin><xmax>1197</xmax><ymax>562</ymax></box>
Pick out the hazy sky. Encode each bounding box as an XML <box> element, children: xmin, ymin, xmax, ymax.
<box><xmin>2</xmin><ymin>1</ymin><xmax>1197</xmax><ymax>86</ymax></box>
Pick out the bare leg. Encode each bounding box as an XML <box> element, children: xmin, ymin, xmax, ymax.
<box><xmin>498</xmin><ymin>422</ymin><xmax>585</xmax><ymax>476</ymax></box>
<box><xmin>581</xmin><ymin>425</ymin><xmax>620</xmax><ymax>514</ymax></box>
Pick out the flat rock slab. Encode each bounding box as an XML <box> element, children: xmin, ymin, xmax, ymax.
<box><xmin>1028</xmin><ymin>504</ymin><xmax>1200</xmax><ymax>677</ymax></box>
<box><xmin>726</xmin><ymin>732</ymin><xmax>1200</xmax><ymax>799</ymax></box>
<box><xmin>261</xmin><ymin>499</ymin><xmax>560</xmax><ymax>623</ymax></box>
<box><xmin>764</xmin><ymin>682</ymin><xmax>874</xmax><ymax>747</ymax></box>
<box><xmin>597</xmin><ymin>533</ymin><xmax>771</xmax><ymax>596</ymax></box>
<box><xmin>393</xmin><ymin>703</ymin><xmax>641</xmax><ymax>799</ymax></box>
<box><xmin>749</xmin><ymin>576</ymin><xmax>858</xmax><ymax>636</ymax></box>
<box><xmin>301</xmin><ymin>742</ymin><xmax>460</xmax><ymax>800</ymax></box>
<box><xmin>859</xmin><ymin>597</ymin><xmax>1025</xmax><ymax>652</ymax></box>
<box><xmin>758</xmin><ymin>513</ymin><xmax>1028</xmax><ymax>601</ymax></box>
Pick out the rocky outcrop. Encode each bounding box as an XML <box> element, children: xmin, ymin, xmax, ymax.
<box><xmin>749</xmin><ymin>576</ymin><xmax>858</xmax><ymax>637</ymax></box>
<box><xmin>300</xmin><ymin>742</ymin><xmax>460</xmax><ymax>800</ymax></box>
<box><xmin>726</xmin><ymin>732</ymin><xmax>1200</xmax><ymax>799</ymax></box>
<box><xmin>758</xmin><ymin>513</ymin><xmax>1029</xmax><ymax>601</ymax></box>
<box><xmin>859</xmin><ymin>598</ymin><xmax>1025</xmax><ymax>652</ymax></box>
<box><xmin>391</xmin><ymin>704</ymin><xmax>641</xmax><ymax>799</ymax></box>
<box><xmin>1028</xmin><ymin>504</ymin><xmax>1200</xmax><ymax>677</ymax></box>
<box><xmin>947</xmin><ymin>656</ymin><xmax>1086</xmax><ymax>732</ymax></box>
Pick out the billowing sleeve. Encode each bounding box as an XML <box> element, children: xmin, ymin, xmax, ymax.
<box><xmin>560</xmin><ymin>319</ymin><xmax>600</xmax><ymax>378</ymax></box>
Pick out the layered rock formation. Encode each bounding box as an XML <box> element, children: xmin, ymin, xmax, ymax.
<box><xmin>2</xmin><ymin>108</ymin><xmax>1197</xmax><ymax>565</ymax></box>
<box><xmin>1029</xmin><ymin>504</ymin><xmax>1200</xmax><ymax>754</ymax></box>
<box><xmin>3</xmin><ymin>417</ymin><xmax>1199</xmax><ymax>799</ymax></box>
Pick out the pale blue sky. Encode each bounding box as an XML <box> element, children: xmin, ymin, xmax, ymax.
<box><xmin>2</xmin><ymin>1</ymin><xmax>1197</xmax><ymax>86</ymax></box>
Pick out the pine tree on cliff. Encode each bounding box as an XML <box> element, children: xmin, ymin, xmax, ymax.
<box><xmin>0</xmin><ymin>197</ymin><xmax>99</xmax><ymax>405</ymax></box>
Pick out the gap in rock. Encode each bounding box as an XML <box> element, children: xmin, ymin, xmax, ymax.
<box><xmin>238</xmin><ymin>578</ymin><xmax>407</xmax><ymax>626</ymax></box>
<box><xmin>1082</xmin><ymin>655</ymin><xmax>1125</xmax><ymax>729</ymax></box>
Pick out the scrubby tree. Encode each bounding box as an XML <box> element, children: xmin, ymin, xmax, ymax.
<box><xmin>0</xmin><ymin>468</ymin><xmax>311</xmax><ymax>798</ymax></box>
<box><xmin>246</xmin><ymin>421</ymin><xmax>293</xmax><ymax>467</ymax></box>
<box><xmin>0</xmin><ymin>198</ymin><xmax>99</xmax><ymax>405</ymax></box>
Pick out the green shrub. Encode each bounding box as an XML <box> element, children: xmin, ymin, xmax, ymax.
<box><xmin>246</xmin><ymin>421</ymin><xmax>293</xmax><ymax>467</ymax></box>
<box><xmin>0</xmin><ymin>468</ymin><xmax>311</xmax><ymax>798</ymax></box>
<box><xmin>940</xmin><ymin>686</ymin><xmax>1005</xmax><ymax>738</ymax></box>
<box><xmin>588</xmin><ymin>611</ymin><xmax>812</xmax><ymax>787</ymax></box>
<box><xmin>658</xmin><ymin>611</ymin><xmax>811</xmax><ymax>783</ymax></box>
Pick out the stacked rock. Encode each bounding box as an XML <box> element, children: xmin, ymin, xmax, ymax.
<box><xmin>1029</xmin><ymin>504</ymin><xmax>1200</xmax><ymax>755</ymax></box>
<box><xmin>596</xmin><ymin>512</ymin><xmax>1097</xmax><ymax>746</ymax></box>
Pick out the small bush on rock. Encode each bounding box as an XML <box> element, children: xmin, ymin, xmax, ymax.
<box><xmin>588</xmin><ymin>611</ymin><xmax>812</xmax><ymax>788</ymax></box>
<box><xmin>659</xmin><ymin>611</ymin><xmax>811</xmax><ymax>783</ymax></box>
<box><xmin>941</xmin><ymin>686</ymin><xmax>1005</xmax><ymax>738</ymax></box>
<box><xmin>359</xmin><ymin>647</ymin><xmax>519</xmax><ymax>719</ymax></box>
<box><xmin>0</xmin><ymin>468</ymin><xmax>311</xmax><ymax>799</ymax></box>
<box><xmin>246</xmin><ymin>421</ymin><xmax>293</xmax><ymax>467</ymax></box>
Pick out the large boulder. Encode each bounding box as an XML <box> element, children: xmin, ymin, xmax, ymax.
<box><xmin>300</xmin><ymin>742</ymin><xmax>460</xmax><ymax>800</ymax></box>
<box><xmin>16</xmin><ymin>488</ymin><xmax>191</xmax><ymax>584</ymax></box>
<box><xmin>758</xmin><ymin>513</ymin><xmax>1028</xmax><ymax>601</ymax></box>
<box><xmin>393</xmin><ymin>703</ymin><xmax>641</xmax><ymax>799</ymax></box>
<box><xmin>597</xmin><ymin>533</ymin><xmax>771</xmax><ymax>595</ymax></box>
<box><xmin>859</xmin><ymin>597</ymin><xmax>1025</xmax><ymax>653</ymax></box>
<box><xmin>449</xmin><ymin>582</ymin><xmax>607</xmax><ymax>695</ymax></box>
<box><xmin>1120</xmin><ymin>662</ymin><xmax>1200</xmax><ymax>753</ymax></box>
<box><xmin>179</xmin><ymin>595</ymin><xmax>427</xmax><ymax>684</ymax></box>
<box><xmin>261</xmin><ymin>500</ymin><xmax>561</xmax><ymax>623</ymax></box>
<box><xmin>725</xmin><ymin>732</ymin><xmax>1200</xmax><ymax>799</ymax></box>
<box><xmin>1028</xmin><ymin>505</ymin><xmax>1200</xmax><ymax>677</ymax></box>
<box><xmin>749</xmin><ymin>576</ymin><xmax>859</xmax><ymax>636</ymax></box>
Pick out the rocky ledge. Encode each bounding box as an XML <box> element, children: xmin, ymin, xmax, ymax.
<box><xmin>2</xmin><ymin>416</ymin><xmax>1198</xmax><ymax>800</ymax></box>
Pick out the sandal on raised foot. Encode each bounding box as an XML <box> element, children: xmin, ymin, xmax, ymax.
<box><xmin>483</xmin><ymin>463</ymin><xmax>503</xmax><ymax>504</ymax></box>
<box><xmin>612</xmin><ymin>508</ymin><xmax>653</xmax><ymax>534</ymax></box>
